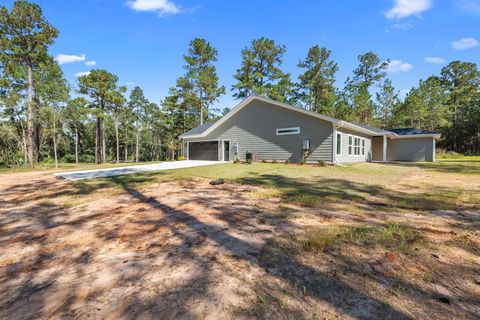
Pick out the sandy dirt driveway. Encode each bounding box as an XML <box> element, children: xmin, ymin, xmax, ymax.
<box><xmin>1</xmin><ymin>168</ymin><xmax>479</xmax><ymax>320</ymax></box>
<box><xmin>0</xmin><ymin>171</ymin><xmax>276</xmax><ymax>319</ymax></box>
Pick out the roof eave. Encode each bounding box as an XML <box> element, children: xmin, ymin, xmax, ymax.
<box><xmin>392</xmin><ymin>133</ymin><xmax>441</xmax><ymax>139</ymax></box>
<box><xmin>336</xmin><ymin>121</ymin><xmax>385</xmax><ymax>136</ymax></box>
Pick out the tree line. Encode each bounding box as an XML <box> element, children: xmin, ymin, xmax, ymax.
<box><xmin>1</xmin><ymin>1</ymin><xmax>480</xmax><ymax>167</ymax></box>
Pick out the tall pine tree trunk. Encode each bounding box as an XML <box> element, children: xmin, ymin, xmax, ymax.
<box><xmin>96</xmin><ymin>117</ymin><xmax>102</xmax><ymax>164</ymax></box>
<box><xmin>53</xmin><ymin>113</ymin><xmax>58</xmax><ymax>168</ymax></box>
<box><xmin>102</xmin><ymin>120</ymin><xmax>106</xmax><ymax>163</ymax></box>
<box><xmin>115</xmin><ymin>119</ymin><xmax>120</xmax><ymax>163</ymax></box>
<box><xmin>53</xmin><ymin>135</ymin><xmax>58</xmax><ymax>168</ymax></box>
<box><xmin>124</xmin><ymin>127</ymin><xmax>128</xmax><ymax>162</ymax></box>
<box><xmin>135</xmin><ymin>128</ymin><xmax>141</xmax><ymax>163</ymax></box>
<box><xmin>75</xmin><ymin>126</ymin><xmax>79</xmax><ymax>164</ymax></box>
<box><xmin>21</xmin><ymin>127</ymin><xmax>27</xmax><ymax>165</ymax></box>
<box><xmin>26</xmin><ymin>65</ymin><xmax>35</xmax><ymax>166</ymax></box>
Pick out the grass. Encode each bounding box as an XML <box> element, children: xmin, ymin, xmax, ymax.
<box><xmin>301</xmin><ymin>222</ymin><xmax>424</xmax><ymax>253</ymax></box>
<box><xmin>57</xmin><ymin>157</ymin><xmax>479</xmax><ymax>214</ymax></box>
<box><xmin>4</xmin><ymin>157</ymin><xmax>479</xmax><ymax>217</ymax></box>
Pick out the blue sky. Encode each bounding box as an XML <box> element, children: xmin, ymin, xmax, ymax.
<box><xmin>4</xmin><ymin>0</ymin><xmax>480</xmax><ymax>109</ymax></box>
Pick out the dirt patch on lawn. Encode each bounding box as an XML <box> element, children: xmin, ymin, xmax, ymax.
<box><xmin>0</xmin><ymin>170</ymin><xmax>479</xmax><ymax>319</ymax></box>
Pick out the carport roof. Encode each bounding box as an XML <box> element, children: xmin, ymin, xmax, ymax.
<box><xmin>386</xmin><ymin>128</ymin><xmax>438</xmax><ymax>135</ymax></box>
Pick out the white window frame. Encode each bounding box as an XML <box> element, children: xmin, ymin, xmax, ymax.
<box><xmin>336</xmin><ymin>133</ymin><xmax>342</xmax><ymax>155</ymax></box>
<box><xmin>348</xmin><ymin>135</ymin><xmax>353</xmax><ymax>156</ymax></box>
<box><xmin>354</xmin><ymin>137</ymin><xmax>361</xmax><ymax>155</ymax></box>
<box><xmin>276</xmin><ymin>127</ymin><xmax>300</xmax><ymax>136</ymax></box>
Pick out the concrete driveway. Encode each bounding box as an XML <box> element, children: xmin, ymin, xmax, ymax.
<box><xmin>54</xmin><ymin>160</ymin><xmax>222</xmax><ymax>181</ymax></box>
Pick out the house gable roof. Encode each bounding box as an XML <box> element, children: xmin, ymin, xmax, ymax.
<box><xmin>179</xmin><ymin>96</ymin><xmax>440</xmax><ymax>139</ymax></box>
<box><xmin>181</xmin><ymin>122</ymin><xmax>216</xmax><ymax>137</ymax></box>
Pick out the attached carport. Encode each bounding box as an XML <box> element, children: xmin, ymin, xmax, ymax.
<box><xmin>187</xmin><ymin>141</ymin><xmax>219</xmax><ymax>161</ymax></box>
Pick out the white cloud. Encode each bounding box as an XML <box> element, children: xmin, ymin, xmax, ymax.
<box><xmin>425</xmin><ymin>57</ymin><xmax>445</xmax><ymax>64</ymax></box>
<box><xmin>452</xmin><ymin>37</ymin><xmax>479</xmax><ymax>50</ymax></box>
<box><xmin>75</xmin><ymin>71</ymin><xmax>91</xmax><ymax>78</ymax></box>
<box><xmin>386</xmin><ymin>60</ymin><xmax>413</xmax><ymax>74</ymax></box>
<box><xmin>385</xmin><ymin>0</ymin><xmax>432</xmax><ymax>20</ymax></box>
<box><xmin>85</xmin><ymin>60</ymin><xmax>96</xmax><ymax>66</ymax></box>
<box><xmin>126</xmin><ymin>0</ymin><xmax>181</xmax><ymax>15</ymax></box>
<box><xmin>55</xmin><ymin>54</ymin><xmax>86</xmax><ymax>65</ymax></box>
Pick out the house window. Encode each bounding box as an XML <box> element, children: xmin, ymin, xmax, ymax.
<box><xmin>276</xmin><ymin>127</ymin><xmax>300</xmax><ymax>135</ymax></box>
<box><xmin>348</xmin><ymin>135</ymin><xmax>353</xmax><ymax>155</ymax></box>
<box><xmin>354</xmin><ymin>137</ymin><xmax>360</xmax><ymax>155</ymax></box>
<box><xmin>336</xmin><ymin>133</ymin><xmax>341</xmax><ymax>155</ymax></box>
<box><xmin>361</xmin><ymin>138</ymin><xmax>365</xmax><ymax>156</ymax></box>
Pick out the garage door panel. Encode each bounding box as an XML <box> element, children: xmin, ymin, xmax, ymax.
<box><xmin>189</xmin><ymin>141</ymin><xmax>219</xmax><ymax>161</ymax></box>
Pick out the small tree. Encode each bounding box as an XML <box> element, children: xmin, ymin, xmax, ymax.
<box><xmin>64</xmin><ymin>97</ymin><xmax>88</xmax><ymax>164</ymax></box>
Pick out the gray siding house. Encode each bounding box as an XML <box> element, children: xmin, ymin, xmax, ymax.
<box><xmin>179</xmin><ymin>96</ymin><xmax>440</xmax><ymax>163</ymax></box>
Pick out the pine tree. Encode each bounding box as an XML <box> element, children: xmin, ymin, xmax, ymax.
<box><xmin>232</xmin><ymin>37</ymin><xmax>293</xmax><ymax>102</ymax></box>
<box><xmin>297</xmin><ymin>46</ymin><xmax>338</xmax><ymax>114</ymax></box>
<box><xmin>0</xmin><ymin>0</ymin><xmax>59</xmax><ymax>165</ymax></box>
<box><xmin>183</xmin><ymin>38</ymin><xmax>225</xmax><ymax>125</ymax></box>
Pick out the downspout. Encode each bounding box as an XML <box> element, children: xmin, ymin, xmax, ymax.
<box><xmin>332</xmin><ymin>125</ymin><xmax>337</xmax><ymax>164</ymax></box>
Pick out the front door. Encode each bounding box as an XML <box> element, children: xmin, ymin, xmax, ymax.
<box><xmin>223</xmin><ymin>141</ymin><xmax>230</xmax><ymax>161</ymax></box>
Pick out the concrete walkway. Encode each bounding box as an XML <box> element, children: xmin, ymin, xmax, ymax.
<box><xmin>54</xmin><ymin>160</ymin><xmax>223</xmax><ymax>181</ymax></box>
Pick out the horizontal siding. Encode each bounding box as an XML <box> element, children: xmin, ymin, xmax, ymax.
<box><xmin>185</xmin><ymin>99</ymin><xmax>333</xmax><ymax>163</ymax></box>
<box><xmin>336</xmin><ymin>128</ymin><xmax>372</xmax><ymax>163</ymax></box>
<box><xmin>387</xmin><ymin>137</ymin><xmax>435</xmax><ymax>162</ymax></box>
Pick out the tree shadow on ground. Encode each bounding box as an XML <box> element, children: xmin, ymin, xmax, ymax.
<box><xmin>1</xmin><ymin>172</ymin><xmax>478</xmax><ymax>319</ymax></box>
<box><xmin>108</xmin><ymin>175</ymin><xmax>414</xmax><ymax>319</ymax></box>
<box><xmin>236</xmin><ymin>173</ymin><xmax>475</xmax><ymax>214</ymax></box>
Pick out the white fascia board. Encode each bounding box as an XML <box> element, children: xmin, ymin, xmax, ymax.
<box><xmin>391</xmin><ymin>134</ymin><xmax>441</xmax><ymax>139</ymax></box>
<box><xmin>335</xmin><ymin>121</ymin><xmax>384</xmax><ymax>136</ymax></box>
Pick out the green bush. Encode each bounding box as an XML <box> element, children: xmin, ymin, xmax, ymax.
<box><xmin>318</xmin><ymin>160</ymin><xmax>326</xmax><ymax>167</ymax></box>
<box><xmin>62</xmin><ymin>154</ymin><xmax>77</xmax><ymax>163</ymax></box>
<box><xmin>178</xmin><ymin>155</ymin><xmax>186</xmax><ymax>161</ymax></box>
<box><xmin>272</xmin><ymin>160</ymin><xmax>277</xmax><ymax>164</ymax></box>
<box><xmin>233</xmin><ymin>158</ymin><xmax>240</xmax><ymax>164</ymax></box>
<box><xmin>79</xmin><ymin>154</ymin><xmax>95</xmax><ymax>163</ymax></box>
<box><xmin>246</xmin><ymin>159</ymin><xmax>253</xmax><ymax>164</ymax></box>
<box><xmin>285</xmin><ymin>159</ymin><xmax>290</xmax><ymax>164</ymax></box>
<box><xmin>261</xmin><ymin>159</ymin><xmax>267</xmax><ymax>163</ymax></box>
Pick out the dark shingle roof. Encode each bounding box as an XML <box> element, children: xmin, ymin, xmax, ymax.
<box><xmin>386</xmin><ymin>128</ymin><xmax>438</xmax><ymax>135</ymax></box>
<box><xmin>180</xmin><ymin>122</ymin><xmax>216</xmax><ymax>136</ymax></box>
